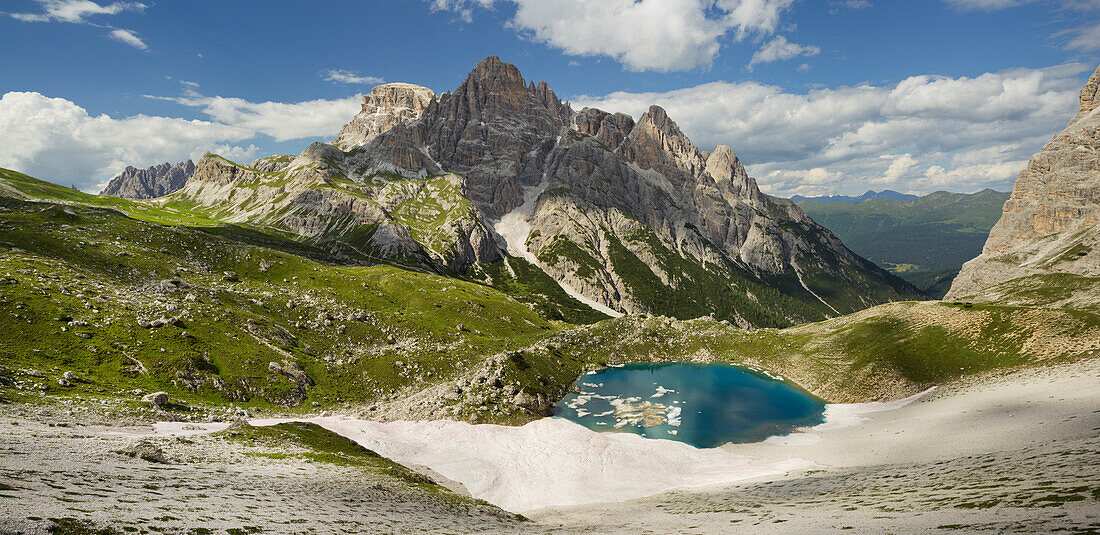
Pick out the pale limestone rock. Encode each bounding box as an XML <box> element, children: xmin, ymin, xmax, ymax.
<box><xmin>333</xmin><ymin>83</ymin><xmax>436</xmax><ymax>150</ymax></box>
<box><xmin>947</xmin><ymin>64</ymin><xmax>1100</xmax><ymax>300</ymax></box>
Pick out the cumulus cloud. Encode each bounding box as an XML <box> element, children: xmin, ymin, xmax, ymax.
<box><xmin>323</xmin><ymin>69</ymin><xmax>385</xmax><ymax>85</ymax></box>
<box><xmin>0</xmin><ymin>92</ymin><xmax>256</xmax><ymax>192</ymax></box>
<box><xmin>107</xmin><ymin>28</ymin><xmax>146</xmax><ymax>49</ymax></box>
<box><xmin>748</xmin><ymin>36</ymin><xmax>820</xmax><ymax>70</ymax></box>
<box><xmin>431</xmin><ymin>0</ymin><xmax>797</xmax><ymax>71</ymax></box>
<box><xmin>0</xmin><ymin>90</ymin><xmax>362</xmax><ymax>191</ymax></box>
<box><xmin>574</xmin><ymin>64</ymin><xmax>1089</xmax><ymax>196</ymax></box>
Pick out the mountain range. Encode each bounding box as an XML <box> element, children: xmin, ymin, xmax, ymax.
<box><xmin>100</xmin><ymin>160</ymin><xmax>196</xmax><ymax>199</ymax></box>
<box><xmin>797</xmin><ymin>189</ymin><xmax>1010</xmax><ymax>297</ymax></box>
<box><xmin>80</xmin><ymin>56</ymin><xmax>920</xmax><ymax>328</ymax></box>
<box><xmin>791</xmin><ymin>190</ymin><xmax>918</xmax><ymax>203</ymax></box>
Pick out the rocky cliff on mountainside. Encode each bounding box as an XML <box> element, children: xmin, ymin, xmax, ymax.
<box><xmin>946</xmin><ymin>65</ymin><xmax>1100</xmax><ymax>300</ymax></box>
<box><xmin>167</xmin><ymin>147</ymin><xmax>498</xmax><ymax>274</ymax></box>
<box><xmin>100</xmin><ymin>160</ymin><xmax>195</xmax><ymax>199</ymax></box>
<box><xmin>333</xmin><ymin>83</ymin><xmax>437</xmax><ymax>150</ymax></box>
<box><xmin>154</xmin><ymin>56</ymin><xmax>920</xmax><ymax>327</ymax></box>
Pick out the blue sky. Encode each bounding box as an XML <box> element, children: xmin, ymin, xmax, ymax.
<box><xmin>1</xmin><ymin>0</ymin><xmax>1097</xmax><ymax>196</ymax></box>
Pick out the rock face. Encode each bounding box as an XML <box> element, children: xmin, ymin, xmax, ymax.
<box><xmin>409</xmin><ymin>56</ymin><xmax>573</xmax><ymax>219</ymax></box>
<box><xmin>100</xmin><ymin>160</ymin><xmax>195</xmax><ymax>199</ymax></box>
<box><xmin>947</xmin><ymin>65</ymin><xmax>1100</xmax><ymax>300</ymax></box>
<box><xmin>333</xmin><ymin>83</ymin><xmax>437</xmax><ymax>150</ymax></box>
<box><xmin>161</xmin><ymin>56</ymin><xmax>920</xmax><ymax>327</ymax></box>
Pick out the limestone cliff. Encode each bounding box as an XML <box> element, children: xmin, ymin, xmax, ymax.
<box><xmin>333</xmin><ymin>83</ymin><xmax>436</xmax><ymax>150</ymax></box>
<box><xmin>946</xmin><ymin>65</ymin><xmax>1100</xmax><ymax>300</ymax></box>
<box><xmin>100</xmin><ymin>160</ymin><xmax>195</xmax><ymax>199</ymax></box>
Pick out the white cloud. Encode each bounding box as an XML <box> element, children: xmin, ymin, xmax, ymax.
<box><xmin>323</xmin><ymin>69</ymin><xmax>385</xmax><ymax>85</ymax></box>
<box><xmin>829</xmin><ymin>0</ymin><xmax>871</xmax><ymax>11</ymax></box>
<box><xmin>431</xmin><ymin>0</ymin><xmax>797</xmax><ymax>71</ymax></box>
<box><xmin>574</xmin><ymin>63</ymin><xmax>1089</xmax><ymax>196</ymax></box>
<box><xmin>0</xmin><ymin>89</ymin><xmax>363</xmax><ymax>191</ymax></box>
<box><xmin>108</xmin><ymin>28</ymin><xmax>146</xmax><ymax>49</ymax></box>
<box><xmin>0</xmin><ymin>92</ymin><xmax>256</xmax><ymax>192</ymax></box>
<box><xmin>748</xmin><ymin>36</ymin><xmax>820</xmax><ymax>70</ymax></box>
<box><xmin>429</xmin><ymin>0</ymin><xmax>495</xmax><ymax>22</ymax></box>
<box><xmin>10</xmin><ymin>0</ymin><xmax>145</xmax><ymax>23</ymax></box>
<box><xmin>10</xmin><ymin>0</ymin><xmax>149</xmax><ymax>50</ymax></box>
<box><xmin>144</xmin><ymin>92</ymin><xmax>362</xmax><ymax>142</ymax></box>
<box><xmin>1066</xmin><ymin>21</ymin><xmax>1100</xmax><ymax>50</ymax></box>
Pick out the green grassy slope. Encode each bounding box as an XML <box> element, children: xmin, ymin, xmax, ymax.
<box><xmin>798</xmin><ymin>189</ymin><xmax>1009</xmax><ymax>297</ymax></box>
<box><xmin>0</xmin><ymin>197</ymin><xmax>564</xmax><ymax>414</ymax></box>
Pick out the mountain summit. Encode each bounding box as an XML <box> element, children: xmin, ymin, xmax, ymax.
<box><xmin>155</xmin><ymin>56</ymin><xmax>923</xmax><ymax>326</ymax></box>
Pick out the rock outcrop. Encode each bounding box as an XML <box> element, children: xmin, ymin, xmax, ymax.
<box><xmin>100</xmin><ymin>160</ymin><xmax>195</xmax><ymax>199</ymax></box>
<box><xmin>947</xmin><ymin>65</ymin><xmax>1100</xmax><ymax>300</ymax></box>
<box><xmin>333</xmin><ymin>83</ymin><xmax>436</xmax><ymax>150</ymax></box>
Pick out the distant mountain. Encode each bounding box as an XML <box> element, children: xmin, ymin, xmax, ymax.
<box><xmin>947</xmin><ymin>64</ymin><xmax>1100</xmax><ymax>302</ymax></box>
<box><xmin>791</xmin><ymin>190</ymin><xmax>918</xmax><ymax>204</ymax></box>
<box><xmin>100</xmin><ymin>160</ymin><xmax>195</xmax><ymax>199</ymax></box>
<box><xmin>797</xmin><ymin>189</ymin><xmax>1010</xmax><ymax>297</ymax></box>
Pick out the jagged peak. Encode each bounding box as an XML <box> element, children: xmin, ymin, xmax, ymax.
<box><xmin>705</xmin><ymin>145</ymin><xmax>758</xmax><ymax>198</ymax></box>
<box><xmin>1071</xmin><ymin>64</ymin><xmax>1100</xmax><ymax>126</ymax></box>
<box><xmin>464</xmin><ymin>55</ymin><xmax>526</xmax><ymax>88</ymax></box>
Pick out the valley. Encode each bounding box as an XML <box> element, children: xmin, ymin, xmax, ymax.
<box><xmin>0</xmin><ymin>50</ymin><xmax>1098</xmax><ymax>534</ymax></box>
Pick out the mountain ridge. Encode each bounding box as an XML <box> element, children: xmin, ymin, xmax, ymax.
<box><xmin>4</xmin><ymin>56</ymin><xmax>924</xmax><ymax>327</ymax></box>
<box><xmin>791</xmin><ymin>189</ymin><xmax>919</xmax><ymax>203</ymax></box>
<box><xmin>100</xmin><ymin>159</ymin><xmax>195</xmax><ymax>199</ymax></box>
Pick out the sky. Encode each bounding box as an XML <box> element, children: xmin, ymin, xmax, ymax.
<box><xmin>0</xmin><ymin>0</ymin><xmax>1097</xmax><ymax>197</ymax></box>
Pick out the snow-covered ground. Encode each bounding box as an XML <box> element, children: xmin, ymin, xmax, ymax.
<box><xmin>154</xmin><ymin>392</ymin><xmax>928</xmax><ymax>513</ymax></box>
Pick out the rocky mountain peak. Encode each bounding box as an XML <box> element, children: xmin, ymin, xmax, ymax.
<box><xmin>619</xmin><ymin>104</ymin><xmax>707</xmax><ymax>183</ymax></box>
<box><xmin>411</xmin><ymin>56</ymin><xmax>573</xmax><ymax>218</ymax></box>
<box><xmin>99</xmin><ymin>159</ymin><xmax>195</xmax><ymax>199</ymax></box>
<box><xmin>705</xmin><ymin>145</ymin><xmax>759</xmax><ymax>200</ymax></box>
<box><xmin>333</xmin><ymin>82</ymin><xmax>436</xmax><ymax>150</ymax></box>
<box><xmin>1070</xmin><ymin>64</ymin><xmax>1100</xmax><ymax>127</ymax></box>
<box><xmin>575</xmin><ymin>108</ymin><xmax>635</xmax><ymax>151</ymax></box>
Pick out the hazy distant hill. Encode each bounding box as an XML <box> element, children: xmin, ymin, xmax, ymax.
<box><xmin>798</xmin><ymin>189</ymin><xmax>1010</xmax><ymax>297</ymax></box>
<box><xmin>791</xmin><ymin>189</ymin><xmax>918</xmax><ymax>204</ymax></box>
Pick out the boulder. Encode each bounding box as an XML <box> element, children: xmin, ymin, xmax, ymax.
<box><xmin>142</xmin><ymin>391</ymin><xmax>169</xmax><ymax>406</ymax></box>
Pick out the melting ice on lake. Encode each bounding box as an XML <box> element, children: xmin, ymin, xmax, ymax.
<box><xmin>554</xmin><ymin>362</ymin><xmax>826</xmax><ymax>448</ymax></box>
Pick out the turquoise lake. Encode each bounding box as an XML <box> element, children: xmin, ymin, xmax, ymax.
<box><xmin>553</xmin><ymin>363</ymin><xmax>827</xmax><ymax>448</ymax></box>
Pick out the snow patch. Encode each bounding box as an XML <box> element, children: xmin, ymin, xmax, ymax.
<box><xmin>251</xmin><ymin>416</ymin><xmax>815</xmax><ymax>512</ymax></box>
<box><xmin>765</xmin><ymin>387</ymin><xmax>935</xmax><ymax>445</ymax></box>
<box><xmin>493</xmin><ymin>175</ymin><xmax>622</xmax><ymax>318</ymax></box>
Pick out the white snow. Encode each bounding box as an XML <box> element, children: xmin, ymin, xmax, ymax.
<box><xmin>493</xmin><ymin>176</ymin><xmax>623</xmax><ymax>318</ymax></box>
<box><xmin>149</xmin><ymin>391</ymin><xmax>931</xmax><ymax>514</ymax></box>
<box><xmin>764</xmin><ymin>387</ymin><xmax>934</xmax><ymax>445</ymax></box>
<box><xmin>248</xmin><ymin>416</ymin><xmax>815</xmax><ymax>512</ymax></box>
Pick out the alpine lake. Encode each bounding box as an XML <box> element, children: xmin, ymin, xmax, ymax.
<box><xmin>554</xmin><ymin>362</ymin><xmax>827</xmax><ymax>448</ymax></box>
